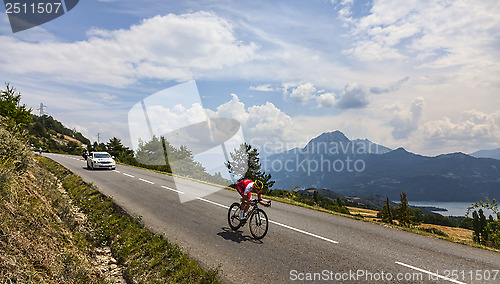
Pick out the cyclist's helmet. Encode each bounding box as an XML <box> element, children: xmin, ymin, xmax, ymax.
<box><xmin>253</xmin><ymin>180</ymin><xmax>264</xmax><ymax>190</ymax></box>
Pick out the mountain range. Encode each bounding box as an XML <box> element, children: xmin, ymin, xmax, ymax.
<box><xmin>264</xmin><ymin>131</ymin><xmax>500</xmax><ymax>202</ymax></box>
<box><xmin>470</xmin><ymin>148</ymin><xmax>500</xmax><ymax>160</ymax></box>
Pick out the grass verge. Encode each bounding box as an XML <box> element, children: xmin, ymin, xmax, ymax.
<box><xmin>38</xmin><ymin>156</ymin><xmax>220</xmax><ymax>283</ymax></box>
<box><xmin>1</xmin><ymin>148</ymin><xmax>107</xmax><ymax>282</ymax></box>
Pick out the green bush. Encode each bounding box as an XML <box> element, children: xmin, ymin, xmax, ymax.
<box><xmin>0</xmin><ymin>119</ymin><xmax>32</xmax><ymax>183</ymax></box>
<box><xmin>421</xmin><ymin>227</ymin><xmax>449</xmax><ymax>238</ymax></box>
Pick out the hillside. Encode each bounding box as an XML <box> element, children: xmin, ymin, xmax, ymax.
<box><xmin>266</xmin><ymin>131</ymin><xmax>500</xmax><ymax>202</ymax></box>
<box><xmin>0</xmin><ymin>120</ymin><xmax>113</xmax><ymax>282</ymax></box>
<box><xmin>26</xmin><ymin>114</ymin><xmax>90</xmax><ymax>154</ymax></box>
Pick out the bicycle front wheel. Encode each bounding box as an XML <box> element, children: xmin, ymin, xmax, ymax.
<box><xmin>228</xmin><ymin>202</ymin><xmax>242</xmax><ymax>230</ymax></box>
<box><xmin>249</xmin><ymin>208</ymin><xmax>269</xmax><ymax>239</ymax></box>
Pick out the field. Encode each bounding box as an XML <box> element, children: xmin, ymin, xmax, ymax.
<box><xmin>347</xmin><ymin>207</ymin><xmax>474</xmax><ymax>243</ymax></box>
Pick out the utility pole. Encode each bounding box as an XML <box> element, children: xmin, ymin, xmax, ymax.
<box><xmin>37</xmin><ymin>103</ymin><xmax>47</xmax><ymax>116</ymax></box>
<box><xmin>97</xmin><ymin>133</ymin><xmax>101</xmax><ymax>144</ymax></box>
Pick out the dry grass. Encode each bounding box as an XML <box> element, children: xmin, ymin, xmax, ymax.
<box><xmin>0</xmin><ymin>158</ymin><xmax>107</xmax><ymax>283</ymax></box>
<box><xmin>419</xmin><ymin>223</ymin><xmax>473</xmax><ymax>242</ymax></box>
<box><xmin>346</xmin><ymin>206</ymin><xmax>379</xmax><ymax>218</ymax></box>
<box><xmin>0</xmin><ymin>121</ymin><xmax>117</xmax><ymax>283</ymax></box>
<box><xmin>347</xmin><ymin>206</ymin><xmax>475</xmax><ymax>243</ymax></box>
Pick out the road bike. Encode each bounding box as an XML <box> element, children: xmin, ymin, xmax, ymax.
<box><xmin>228</xmin><ymin>199</ymin><xmax>270</xmax><ymax>240</ymax></box>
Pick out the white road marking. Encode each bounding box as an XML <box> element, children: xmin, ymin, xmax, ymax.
<box><xmin>194</xmin><ymin>197</ymin><xmax>338</xmax><ymax>244</ymax></box>
<box><xmin>269</xmin><ymin>220</ymin><xmax>339</xmax><ymax>244</ymax></box>
<box><xmin>114</xmin><ymin>170</ymin><xmax>121</xmax><ymax>173</ymax></box>
<box><xmin>197</xmin><ymin>197</ymin><xmax>229</xmax><ymax>209</ymax></box>
<box><xmin>139</xmin><ymin>178</ymin><xmax>154</xmax><ymax>184</ymax></box>
<box><xmin>395</xmin><ymin>261</ymin><xmax>466</xmax><ymax>284</ymax></box>
<box><xmin>161</xmin><ymin>185</ymin><xmax>185</xmax><ymax>195</ymax></box>
<box><xmin>122</xmin><ymin>173</ymin><xmax>134</xmax><ymax>178</ymax></box>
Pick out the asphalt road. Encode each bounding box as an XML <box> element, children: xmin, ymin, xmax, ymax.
<box><xmin>45</xmin><ymin>153</ymin><xmax>500</xmax><ymax>283</ymax></box>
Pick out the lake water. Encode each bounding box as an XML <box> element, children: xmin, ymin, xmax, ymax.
<box><xmin>409</xmin><ymin>201</ymin><xmax>498</xmax><ymax>219</ymax></box>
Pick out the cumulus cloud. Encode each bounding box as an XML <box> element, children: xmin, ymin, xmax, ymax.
<box><xmin>336</xmin><ymin>83</ymin><xmax>369</xmax><ymax>109</ymax></box>
<box><xmin>206</xmin><ymin>94</ymin><xmax>299</xmax><ymax>147</ymax></box>
<box><xmin>282</xmin><ymin>81</ymin><xmax>370</xmax><ymax>109</ymax></box>
<box><xmin>288</xmin><ymin>83</ymin><xmax>316</xmax><ymax>104</ymax></box>
<box><xmin>208</xmin><ymin>94</ymin><xmax>249</xmax><ymax>124</ymax></box>
<box><xmin>424</xmin><ymin>110</ymin><xmax>500</xmax><ymax>142</ymax></box>
<box><xmin>0</xmin><ymin>12</ymin><xmax>258</xmax><ymax>87</ymax></box>
<box><xmin>316</xmin><ymin>92</ymin><xmax>337</xmax><ymax>108</ymax></box>
<box><xmin>387</xmin><ymin>97</ymin><xmax>424</xmax><ymax>139</ymax></box>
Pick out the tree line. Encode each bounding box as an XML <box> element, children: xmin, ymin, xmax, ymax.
<box><xmin>379</xmin><ymin>192</ymin><xmax>500</xmax><ymax>249</ymax></box>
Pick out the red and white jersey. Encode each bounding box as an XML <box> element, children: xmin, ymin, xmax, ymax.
<box><xmin>236</xmin><ymin>179</ymin><xmax>261</xmax><ymax>199</ymax></box>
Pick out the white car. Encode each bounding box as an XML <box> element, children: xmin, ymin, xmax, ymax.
<box><xmin>87</xmin><ymin>152</ymin><xmax>116</xmax><ymax>170</ymax></box>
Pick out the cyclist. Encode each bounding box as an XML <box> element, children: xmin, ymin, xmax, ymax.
<box><xmin>235</xmin><ymin>179</ymin><xmax>270</xmax><ymax>220</ymax></box>
<box><xmin>82</xmin><ymin>148</ymin><xmax>89</xmax><ymax>160</ymax></box>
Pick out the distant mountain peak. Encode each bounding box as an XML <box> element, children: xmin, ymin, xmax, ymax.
<box><xmin>384</xmin><ymin>147</ymin><xmax>418</xmax><ymax>158</ymax></box>
<box><xmin>471</xmin><ymin>147</ymin><xmax>500</xmax><ymax>160</ymax></box>
<box><xmin>301</xmin><ymin>131</ymin><xmax>392</xmax><ymax>154</ymax></box>
<box><xmin>309</xmin><ymin>131</ymin><xmax>350</xmax><ymax>144</ymax></box>
<box><xmin>436</xmin><ymin>152</ymin><xmax>471</xmax><ymax>159</ymax></box>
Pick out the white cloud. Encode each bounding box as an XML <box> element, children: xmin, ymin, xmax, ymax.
<box><xmin>316</xmin><ymin>92</ymin><xmax>337</xmax><ymax>108</ymax></box>
<box><xmin>208</xmin><ymin>94</ymin><xmax>249</xmax><ymax>124</ymax></box>
<box><xmin>0</xmin><ymin>12</ymin><xmax>258</xmax><ymax>87</ymax></box>
<box><xmin>423</xmin><ymin>110</ymin><xmax>500</xmax><ymax>142</ymax></box>
<box><xmin>336</xmin><ymin>82</ymin><xmax>369</xmax><ymax>109</ymax></box>
<box><xmin>207</xmin><ymin>94</ymin><xmax>300</xmax><ymax>147</ymax></box>
<box><xmin>387</xmin><ymin>97</ymin><xmax>424</xmax><ymax>139</ymax></box>
<box><xmin>249</xmin><ymin>84</ymin><xmax>274</xmax><ymax>92</ymax></box>
<box><xmin>288</xmin><ymin>83</ymin><xmax>316</xmax><ymax>104</ymax></box>
<box><xmin>282</xmin><ymin>81</ymin><xmax>371</xmax><ymax>109</ymax></box>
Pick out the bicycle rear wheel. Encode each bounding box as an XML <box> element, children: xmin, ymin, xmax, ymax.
<box><xmin>228</xmin><ymin>202</ymin><xmax>242</xmax><ymax>230</ymax></box>
<box><xmin>249</xmin><ymin>208</ymin><xmax>269</xmax><ymax>239</ymax></box>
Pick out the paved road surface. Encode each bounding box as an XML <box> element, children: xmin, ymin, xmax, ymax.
<box><xmin>46</xmin><ymin>153</ymin><xmax>500</xmax><ymax>283</ymax></box>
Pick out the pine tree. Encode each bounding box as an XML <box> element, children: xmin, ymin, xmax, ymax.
<box><xmin>336</xmin><ymin>197</ymin><xmax>344</xmax><ymax>207</ymax></box>
<box><xmin>313</xmin><ymin>191</ymin><xmax>319</xmax><ymax>204</ymax></box>
<box><xmin>134</xmin><ymin>136</ymin><xmax>168</xmax><ymax>166</ymax></box>
<box><xmin>381</xmin><ymin>196</ymin><xmax>393</xmax><ymax>224</ymax></box>
<box><xmin>0</xmin><ymin>83</ymin><xmax>32</xmax><ymax>128</ymax></box>
<box><xmin>479</xmin><ymin>209</ymin><xmax>488</xmax><ymax>244</ymax></box>
<box><xmin>226</xmin><ymin>143</ymin><xmax>275</xmax><ymax>191</ymax></box>
<box><xmin>397</xmin><ymin>191</ymin><xmax>412</xmax><ymax>227</ymax></box>
<box><xmin>472</xmin><ymin>210</ymin><xmax>481</xmax><ymax>243</ymax></box>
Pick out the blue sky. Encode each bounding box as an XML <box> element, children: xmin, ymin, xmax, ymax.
<box><xmin>1</xmin><ymin>0</ymin><xmax>500</xmax><ymax>156</ymax></box>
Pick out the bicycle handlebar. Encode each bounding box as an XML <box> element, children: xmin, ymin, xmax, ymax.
<box><xmin>251</xmin><ymin>199</ymin><xmax>271</xmax><ymax>206</ymax></box>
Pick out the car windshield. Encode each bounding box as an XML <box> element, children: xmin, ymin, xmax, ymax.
<box><xmin>95</xmin><ymin>153</ymin><xmax>111</xmax><ymax>158</ymax></box>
